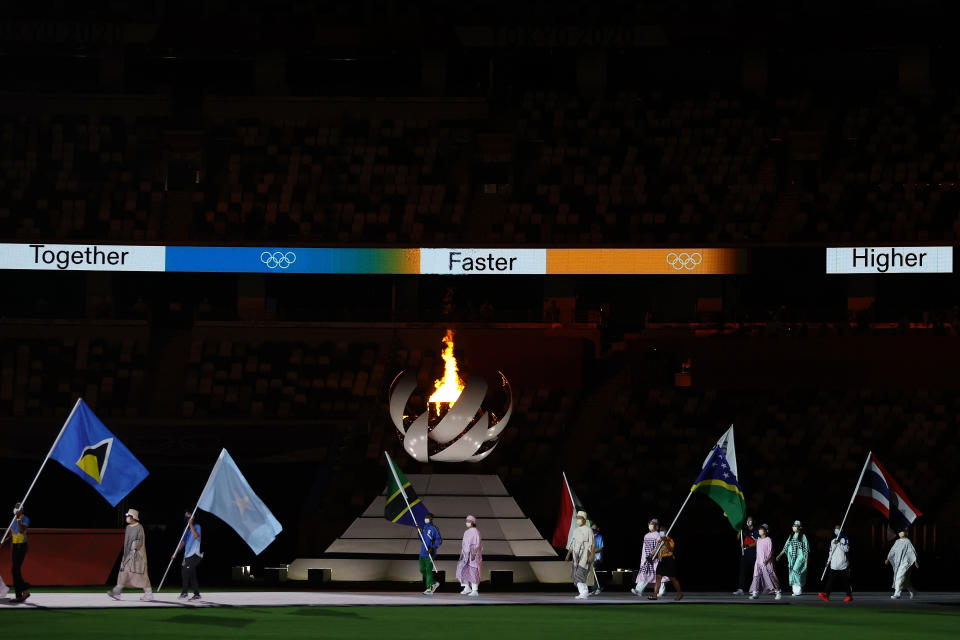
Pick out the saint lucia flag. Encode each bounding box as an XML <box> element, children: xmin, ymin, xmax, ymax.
<box><xmin>383</xmin><ymin>451</ymin><xmax>429</xmax><ymax>526</ymax></box>
<box><xmin>50</xmin><ymin>399</ymin><xmax>149</xmax><ymax>507</ymax></box>
<box><xmin>197</xmin><ymin>449</ymin><xmax>283</xmax><ymax>555</ymax></box>
<box><xmin>691</xmin><ymin>445</ymin><xmax>747</xmax><ymax>530</ymax></box>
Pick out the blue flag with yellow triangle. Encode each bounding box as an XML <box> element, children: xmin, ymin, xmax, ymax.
<box><xmin>50</xmin><ymin>399</ymin><xmax>149</xmax><ymax>507</ymax></box>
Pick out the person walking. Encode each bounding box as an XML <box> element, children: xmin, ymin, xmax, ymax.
<box><xmin>456</xmin><ymin>515</ymin><xmax>483</xmax><ymax>597</ymax></box>
<box><xmin>10</xmin><ymin>502</ymin><xmax>30</xmax><ymax>603</ymax></box>
<box><xmin>749</xmin><ymin>524</ymin><xmax>782</xmax><ymax>600</ymax></box>
<box><xmin>632</xmin><ymin>517</ymin><xmax>667</xmax><ymax>597</ymax></box>
<box><xmin>172</xmin><ymin>510</ymin><xmax>203</xmax><ymax>600</ymax></box>
<box><xmin>108</xmin><ymin>509</ymin><xmax>153</xmax><ymax>601</ymax></box>
<box><xmin>417</xmin><ymin>512</ymin><xmax>442</xmax><ymax>595</ymax></box>
<box><xmin>732</xmin><ymin>516</ymin><xmax>758</xmax><ymax>595</ymax></box>
<box><xmin>647</xmin><ymin>529</ymin><xmax>683</xmax><ymax>601</ymax></box>
<box><xmin>776</xmin><ymin>520</ymin><xmax>809</xmax><ymax>596</ymax></box>
<box><xmin>818</xmin><ymin>524</ymin><xmax>853</xmax><ymax>603</ymax></box>
<box><xmin>885</xmin><ymin>527</ymin><xmax>919</xmax><ymax>599</ymax></box>
<box><xmin>565</xmin><ymin>511</ymin><xmax>594</xmax><ymax>599</ymax></box>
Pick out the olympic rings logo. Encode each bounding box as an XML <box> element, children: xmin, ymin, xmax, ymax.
<box><xmin>665</xmin><ymin>252</ymin><xmax>703</xmax><ymax>271</ymax></box>
<box><xmin>260</xmin><ymin>251</ymin><xmax>297</xmax><ymax>269</ymax></box>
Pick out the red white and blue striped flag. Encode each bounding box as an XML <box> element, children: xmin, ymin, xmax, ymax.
<box><xmin>854</xmin><ymin>454</ymin><xmax>922</xmax><ymax>532</ymax></box>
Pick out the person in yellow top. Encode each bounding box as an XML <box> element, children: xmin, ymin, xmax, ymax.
<box><xmin>10</xmin><ymin>502</ymin><xmax>30</xmax><ymax>603</ymax></box>
<box><xmin>647</xmin><ymin>530</ymin><xmax>684</xmax><ymax>601</ymax></box>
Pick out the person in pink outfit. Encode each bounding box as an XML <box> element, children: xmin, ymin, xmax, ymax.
<box><xmin>456</xmin><ymin>515</ymin><xmax>483</xmax><ymax>597</ymax></box>
<box><xmin>749</xmin><ymin>524</ymin><xmax>782</xmax><ymax>600</ymax></box>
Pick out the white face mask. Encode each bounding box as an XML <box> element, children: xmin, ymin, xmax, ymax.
<box><xmin>424</xmin><ymin>518</ymin><xmax>431</xmax><ymax>524</ymax></box>
<box><xmin>658</xmin><ymin>531</ymin><xmax>666</xmax><ymax>538</ymax></box>
<box><xmin>834</xmin><ymin>529</ymin><xmax>841</xmax><ymax>536</ymax></box>
<box><xmin>746</xmin><ymin>521</ymin><xmax>753</xmax><ymax>527</ymax></box>
<box><xmin>12</xmin><ymin>508</ymin><xmax>19</xmax><ymax>515</ymax></box>
<box><xmin>792</xmin><ymin>527</ymin><xmax>798</xmax><ymax>532</ymax></box>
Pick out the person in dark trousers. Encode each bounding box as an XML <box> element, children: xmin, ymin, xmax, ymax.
<box><xmin>10</xmin><ymin>502</ymin><xmax>30</xmax><ymax>603</ymax></box>
<box><xmin>819</xmin><ymin>524</ymin><xmax>853</xmax><ymax>603</ymax></box>
<box><xmin>733</xmin><ymin>516</ymin><xmax>758</xmax><ymax>595</ymax></box>
<box><xmin>589</xmin><ymin>521</ymin><xmax>605</xmax><ymax>594</ymax></box>
<box><xmin>172</xmin><ymin>510</ymin><xmax>203</xmax><ymax>600</ymax></box>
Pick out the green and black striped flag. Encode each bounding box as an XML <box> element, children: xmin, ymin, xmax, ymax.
<box><xmin>384</xmin><ymin>451</ymin><xmax>430</xmax><ymax>526</ymax></box>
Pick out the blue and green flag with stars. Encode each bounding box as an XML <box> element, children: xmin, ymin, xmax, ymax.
<box><xmin>691</xmin><ymin>445</ymin><xmax>746</xmax><ymax>530</ymax></box>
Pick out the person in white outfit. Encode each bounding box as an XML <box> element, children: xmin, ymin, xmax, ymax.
<box><xmin>456</xmin><ymin>515</ymin><xmax>483</xmax><ymax>597</ymax></box>
<box><xmin>885</xmin><ymin>528</ymin><xmax>919</xmax><ymax>599</ymax></box>
<box><xmin>565</xmin><ymin>511</ymin><xmax>594</xmax><ymax>599</ymax></box>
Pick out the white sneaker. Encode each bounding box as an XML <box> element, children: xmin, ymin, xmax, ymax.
<box><xmin>909</xmin><ymin>591</ymin><xmax>916</xmax><ymax>599</ymax></box>
<box><xmin>460</xmin><ymin>586</ymin><xmax>471</xmax><ymax>595</ymax></box>
<box><xmin>749</xmin><ymin>592</ymin><xmax>759</xmax><ymax>600</ymax></box>
<box><xmin>468</xmin><ymin>590</ymin><xmax>479</xmax><ymax>597</ymax></box>
<box><xmin>775</xmin><ymin>591</ymin><xmax>782</xmax><ymax>600</ymax></box>
<box><xmin>140</xmin><ymin>594</ymin><xmax>154</xmax><ymax>602</ymax></box>
<box><xmin>630</xmin><ymin>587</ymin><xmax>640</xmax><ymax>596</ymax></box>
<box><xmin>430</xmin><ymin>583</ymin><xmax>440</xmax><ymax>593</ymax></box>
<box><xmin>0</xmin><ymin>585</ymin><xmax>9</xmax><ymax>599</ymax></box>
<box><xmin>108</xmin><ymin>591</ymin><xmax>121</xmax><ymax>601</ymax></box>
<box><xmin>422</xmin><ymin>588</ymin><xmax>434</xmax><ymax>595</ymax></box>
<box><xmin>732</xmin><ymin>588</ymin><xmax>745</xmax><ymax>595</ymax></box>
<box><xmin>891</xmin><ymin>592</ymin><xmax>901</xmax><ymax>599</ymax></box>
<box><xmin>575</xmin><ymin>593</ymin><xmax>588</xmax><ymax>600</ymax></box>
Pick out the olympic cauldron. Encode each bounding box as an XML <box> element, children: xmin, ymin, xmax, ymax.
<box><xmin>388</xmin><ymin>369</ymin><xmax>512</xmax><ymax>463</ymax></box>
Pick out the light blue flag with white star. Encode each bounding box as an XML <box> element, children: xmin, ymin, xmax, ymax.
<box><xmin>196</xmin><ymin>449</ymin><xmax>283</xmax><ymax>555</ymax></box>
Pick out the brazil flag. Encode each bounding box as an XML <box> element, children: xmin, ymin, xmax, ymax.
<box><xmin>384</xmin><ymin>451</ymin><xmax>430</xmax><ymax>526</ymax></box>
<box><xmin>50</xmin><ymin>399</ymin><xmax>149</xmax><ymax>506</ymax></box>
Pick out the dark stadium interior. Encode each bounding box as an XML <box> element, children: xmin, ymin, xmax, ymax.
<box><xmin>1</xmin><ymin>0</ymin><xmax>959</xmax><ymax>593</ymax></box>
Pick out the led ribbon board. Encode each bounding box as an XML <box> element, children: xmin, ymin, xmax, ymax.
<box><xmin>0</xmin><ymin>244</ymin><xmax>747</xmax><ymax>275</ymax></box>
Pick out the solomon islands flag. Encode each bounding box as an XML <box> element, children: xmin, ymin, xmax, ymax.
<box><xmin>854</xmin><ymin>453</ymin><xmax>922</xmax><ymax>532</ymax></box>
<box><xmin>691</xmin><ymin>444</ymin><xmax>747</xmax><ymax>530</ymax></box>
<box><xmin>383</xmin><ymin>451</ymin><xmax>429</xmax><ymax>526</ymax></box>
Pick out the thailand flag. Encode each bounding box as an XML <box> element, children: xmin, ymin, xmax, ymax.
<box><xmin>854</xmin><ymin>454</ymin><xmax>922</xmax><ymax>533</ymax></box>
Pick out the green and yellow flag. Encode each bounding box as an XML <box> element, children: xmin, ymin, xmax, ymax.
<box><xmin>384</xmin><ymin>452</ymin><xmax>430</xmax><ymax>526</ymax></box>
<box><xmin>691</xmin><ymin>445</ymin><xmax>746</xmax><ymax>530</ymax></box>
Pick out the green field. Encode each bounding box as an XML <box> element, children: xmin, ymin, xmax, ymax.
<box><xmin>2</xmin><ymin>605</ymin><xmax>958</xmax><ymax>639</ymax></box>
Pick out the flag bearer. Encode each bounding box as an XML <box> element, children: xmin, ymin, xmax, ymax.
<box><xmin>172</xmin><ymin>510</ymin><xmax>203</xmax><ymax>600</ymax></box>
<box><xmin>108</xmin><ymin>509</ymin><xmax>153</xmax><ymax>601</ymax></box>
<box><xmin>10</xmin><ymin>503</ymin><xmax>30</xmax><ymax>603</ymax></box>
<box><xmin>647</xmin><ymin>529</ymin><xmax>683</xmax><ymax>601</ymax></box>
<box><xmin>565</xmin><ymin>511</ymin><xmax>594</xmax><ymax>599</ymax></box>
<box><xmin>818</xmin><ymin>524</ymin><xmax>853</xmax><ymax>602</ymax></box>
<box><xmin>418</xmin><ymin>512</ymin><xmax>442</xmax><ymax>594</ymax></box>
<box><xmin>749</xmin><ymin>524</ymin><xmax>782</xmax><ymax>599</ymax></box>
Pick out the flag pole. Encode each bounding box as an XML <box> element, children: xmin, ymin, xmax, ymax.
<box><xmin>1</xmin><ymin>398</ymin><xmax>82</xmax><ymax>546</ymax></box>
<box><xmin>385</xmin><ymin>452</ymin><xmax>437</xmax><ymax>573</ymax></box>
<box><xmin>156</xmin><ymin>449</ymin><xmax>226</xmax><ymax>593</ymax></box>
<box><xmin>820</xmin><ymin>450</ymin><xmax>872</xmax><ymax>581</ymax></box>
<box><xmin>650</xmin><ymin>491</ymin><xmax>694</xmax><ymax>560</ymax></box>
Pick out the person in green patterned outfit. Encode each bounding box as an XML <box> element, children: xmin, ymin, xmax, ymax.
<box><xmin>776</xmin><ymin>520</ymin><xmax>809</xmax><ymax>596</ymax></box>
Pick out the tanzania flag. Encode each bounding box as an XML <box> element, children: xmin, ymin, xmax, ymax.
<box><xmin>383</xmin><ymin>451</ymin><xmax>429</xmax><ymax>526</ymax></box>
<box><xmin>691</xmin><ymin>445</ymin><xmax>746</xmax><ymax>531</ymax></box>
<box><xmin>49</xmin><ymin>399</ymin><xmax>149</xmax><ymax>506</ymax></box>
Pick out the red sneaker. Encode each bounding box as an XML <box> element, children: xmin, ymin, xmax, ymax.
<box><xmin>843</xmin><ymin>596</ymin><xmax>853</xmax><ymax>603</ymax></box>
<box><xmin>818</xmin><ymin>593</ymin><xmax>829</xmax><ymax>602</ymax></box>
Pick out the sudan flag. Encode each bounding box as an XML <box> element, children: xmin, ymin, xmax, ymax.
<box><xmin>50</xmin><ymin>399</ymin><xmax>149</xmax><ymax>506</ymax></box>
<box><xmin>383</xmin><ymin>451</ymin><xmax>429</xmax><ymax>526</ymax></box>
<box><xmin>552</xmin><ymin>472</ymin><xmax>586</xmax><ymax>548</ymax></box>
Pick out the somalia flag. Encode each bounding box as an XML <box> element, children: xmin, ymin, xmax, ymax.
<box><xmin>383</xmin><ymin>452</ymin><xmax>429</xmax><ymax>526</ymax></box>
<box><xmin>691</xmin><ymin>445</ymin><xmax>747</xmax><ymax>530</ymax></box>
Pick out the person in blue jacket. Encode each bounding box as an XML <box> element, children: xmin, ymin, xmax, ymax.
<box><xmin>418</xmin><ymin>513</ymin><xmax>442</xmax><ymax>594</ymax></box>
